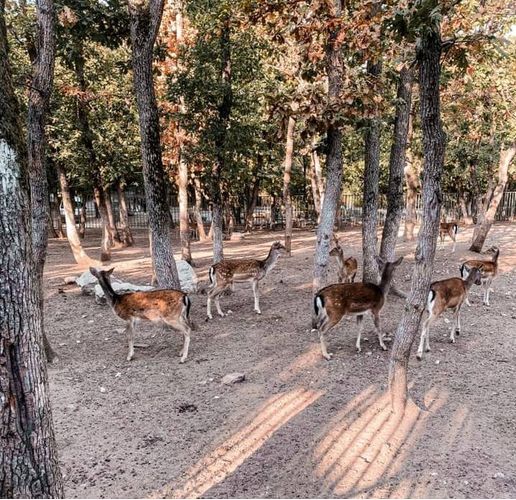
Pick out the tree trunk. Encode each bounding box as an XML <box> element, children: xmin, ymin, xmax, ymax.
<box><xmin>380</xmin><ymin>65</ymin><xmax>413</xmax><ymax>261</ymax></box>
<box><xmin>313</xmin><ymin>0</ymin><xmax>344</xmax><ymax>292</ymax></box>
<box><xmin>211</xmin><ymin>15</ymin><xmax>232</xmax><ymax>263</ymax></box>
<box><xmin>283</xmin><ymin>115</ymin><xmax>296</xmax><ymax>256</ymax></box>
<box><xmin>388</xmin><ymin>24</ymin><xmax>446</xmax><ymax>413</ymax></box>
<box><xmin>193</xmin><ymin>176</ymin><xmax>208</xmax><ymax>240</ymax></box>
<box><xmin>105</xmin><ymin>187</ymin><xmax>121</xmax><ymax>244</ymax></box>
<box><xmin>244</xmin><ymin>160</ymin><xmax>261</xmax><ymax>232</ymax></box>
<box><xmin>93</xmin><ymin>185</ymin><xmax>112</xmax><ymax>262</ymax></box>
<box><xmin>50</xmin><ymin>198</ymin><xmax>65</xmax><ymax>238</ymax></box>
<box><xmin>117</xmin><ymin>181</ymin><xmax>134</xmax><ymax>246</ymax></box>
<box><xmin>403</xmin><ymin>110</ymin><xmax>418</xmax><ymax>241</ymax></box>
<box><xmin>0</xmin><ymin>3</ymin><xmax>64</xmax><ymax>493</ymax></box>
<box><xmin>78</xmin><ymin>196</ymin><xmax>86</xmax><ymax>239</ymax></box>
<box><xmin>308</xmin><ymin>149</ymin><xmax>321</xmax><ymax>218</ymax></box>
<box><xmin>362</xmin><ymin>59</ymin><xmax>382</xmax><ymax>284</ymax></box>
<box><xmin>469</xmin><ymin>143</ymin><xmax>516</xmax><ymax>252</ymax></box>
<box><xmin>458</xmin><ymin>191</ymin><xmax>473</xmax><ymax>224</ymax></box>
<box><xmin>57</xmin><ymin>166</ymin><xmax>93</xmax><ymax>265</ymax></box>
<box><xmin>129</xmin><ymin>0</ymin><xmax>180</xmax><ymax>288</ymax></box>
<box><xmin>26</xmin><ymin>0</ymin><xmax>57</xmax><ymax>363</ymax></box>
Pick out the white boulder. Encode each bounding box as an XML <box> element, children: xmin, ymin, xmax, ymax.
<box><xmin>176</xmin><ymin>260</ymin><xmax>198</xmax><ymax>293</ymax></box>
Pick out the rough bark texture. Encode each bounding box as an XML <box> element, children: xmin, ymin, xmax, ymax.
<box><xmin>403</xmin><ymin>109</ymin><xmax>418</xmax><ymax>241</ymax></box>
<box><xmin>0</xmin><ymin>2</ymin><xmax>64</xmax><ymax>493</ymax></box>
<box><xmin>313</xmin><ymin>0</ymin><xmax>343</xmax><ymax>292</ymax></box>
<box><xmin>469</xmin><ymin>143</ymin><xmax>516</xmax><ymax>252</ymax></box>
<box><xmin>57</xmin><ymin>165</ymin><xmax>92</xmax><ymax>265</ymax></box>
<box><xmin>50</xmin><ymin>198</ymin><xmax>64</xmax><ymax>238</ymax></box>
<box><xmin>244</xmin><ymin>162</ymin><xmax>260</xmax><ymax>232</ymax></box>
<box><xmin>362</xmin><ymin>59</ymin><xmax>382</xmax><ymax>284</ymax></box>
<box><xmin>116</xmin><ymin>181</ymin><xmax>134</xmax><ymax>247</ymax></box>
<box><xmin>388</xmin><ymin>25</ymin><xmax>446</xmax><ymax>412</ymax></box>
<box><xmin>129</xmin><ymin>0</ymin><xmax>180</xmax><ymax>288</ymax></box>
<box><xmin>211</xmin><ymin>16</ymin><xmax>232</xmax><ymax>263</ymax></box>
<box><xmin>93</xmin><ymin>185</ymin><xmax>112</xmax><ymax>262</ymax></box>
<box><xmin>26</xmin><ymin>0</ymin><xmax>57</xmax><ymax>363</ymax></box>
<box><xmin>104</xmin><ymin>187</ymin><xmax>120</xmax><ymax>244</ymax></box>
<box><xmin>193</xmin><ymin>176</ymin><xmax>208</xmax><ymax>241</ymax></box>
<box><xmin>283</xmin><ymin>116</ymin><xmax>296</xmax><ymax>256</ymax></box>
<box><xmin>308</xmin><ymin>149</ymin><xmax>321</xmax><ymax>218</ymax></box>
<box><xmin>380</xmin><ymin>66</ymin><xmax>413</xmax><ymax>261</ymax></box>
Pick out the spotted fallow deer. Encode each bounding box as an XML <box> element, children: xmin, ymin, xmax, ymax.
<box><xmin>460</xmin><ymin>246</ymin><xmax>500</xmax><ymax>306</ymax></box>
<box><xmin>90</xmin><ymin>267</ymin><xmax>193</xmax><ymax>363</ymax></box>
<box><xmin>206</xmin><ymin>241</ymin><xmax>287</xmax><ymax>319</ymax></box>
<box><xmin>329</xmin><ymin>234</ymin><xmax>358</xmax><ymax>283</ymax></box>
<box><xmin>312</xmin><ymin>256</ymin><xmax>403</xmax><ymax>360</ymax></box>
<box><xmin>416</xmin><ymin>266</ymin><xmax>483</xmax><ymax>360</ymax></box>
<box><xmin>439</xmin><ymin>222</ymin><xmax>458</xmax><ymax>252</ymax></box>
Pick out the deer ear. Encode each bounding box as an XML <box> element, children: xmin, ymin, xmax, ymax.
<box><xmin>375</xmin><ymin>256</ymin><xmax>385</xmax><ymax>268</ymax></box>
<box><xmin>106</xmin><ymin>267</ymin><xmax>115</xmax><ymax>275</ymax></box>
<box><xmin>89</xmin><ymin>267</ymin><xmax>98</xmax><ymax>277</ymax></box>
<box><xmin>394</xmin><ymin>256</ymin><xmax>404</xmax><ymax>266</ymax></box>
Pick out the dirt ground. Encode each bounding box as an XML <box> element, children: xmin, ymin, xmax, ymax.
<box><xmin>43</xmin><ymin>223</ymin><xmax>516</xmax><ymax>499</ymax></box>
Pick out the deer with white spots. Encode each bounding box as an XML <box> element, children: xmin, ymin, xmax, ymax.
<box><xmin>460</xmin><ymin>246</ymin><xmax>499</xmax><ymax>306</ymax></box>
<box><xmin>439</xmin><ymin>222</ymin><xmax>458</xmax><ymax>252</ymax></box>
<box><xmin>416</xmin><ymin>266</ymin><xmax>483</xmax><ymax>360</ymax></box>
<box><xmin>329</xmin><ymin>234</ymin><xmax>358</xmax><ymax>283</ymax></box>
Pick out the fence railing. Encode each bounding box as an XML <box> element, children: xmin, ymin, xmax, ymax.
<box><xmin>51</xmin><ymin>190</ymin><xmax>516</xmax><ymax>234</ymax></box>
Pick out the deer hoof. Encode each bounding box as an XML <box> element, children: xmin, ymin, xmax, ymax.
<box><xmin>255</xmin><ymin>309</ymin><xmax>261</xmax><ymax>315</ymax></box>
<box><xmin>381</xmin><ymin>345</ymin><xmax>387</xmax><ymax>351</ymax></box>
<box><xmin>416</xmin><ymin>353</ymin><xmax>423</xmax><ymax>361</ymax></box>
<box><xmin>323</xmin><ymin>353</ymin><xmax>333</xmax><ymax>361</ymax></box>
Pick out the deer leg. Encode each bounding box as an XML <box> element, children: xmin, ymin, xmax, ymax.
<box><xmin>319</xmin><ymin>322</ymin><xmax>333</xmax><ymax>361</ymax></box>
<box><xmin>252</xmin><ymin>280</ymin><xmax>261</xmax><ymax>314</ymax></box>
<box><xmin>484</xmin><ymin>278</ymin><xmax>492</xmax><ymax>306</ymax></box>
<box><xmin>417</xmin><ymin>315</ymin><xmax>435</xmax><ymax>360</ymax></box>
<box><xmin>126</xmin><ymin>319</ymin><xmax>135</xmax><ymax>361</ymax></box>
<box><xmin>207</xmin><ymin>289</ymin><xmax>214</xmax><ymax>319</ymax></box>
<box><xmin>372</xmin><ymin>311</ymin><xmax>386</xmax><ymax>351</ymax></box>
<box><xmin>450</xmin><ymin>305</ymin><xmax>461</xmax><ymax>343</ymax></box>
<box><xmin>164</xmin><ymin>318</ymin><xmax>191</xmax><ymax>363</ymax></box>
<box><xmin>451</xmin><ymin>235</ymin><xmax>457</xmax><ymax>253</ymax></box>
<box><xmin>355</xmin><ymin>314</ymin><xmax>364</xmax><ymax>352</ymax></box>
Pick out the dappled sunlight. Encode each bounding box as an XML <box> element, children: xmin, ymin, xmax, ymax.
<box><xmin>314</xmin><ymin>386</ymin><xmax>449</xmax><ymax>497</ymax></box>
<box><xmin>277</xmin><ymin>344</ymin><xmax>321</xmax><ymax>382</ymax></box>
<box><xmin>152</xmin><ymin>388</ymin><xmax>323</xmax><ymax>499</ymax></box>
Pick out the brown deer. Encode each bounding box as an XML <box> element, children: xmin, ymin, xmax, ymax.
<box><xmin>416</xmin><ymin>266</ymin><xmax>483</xmax><ymax>360</ymax></box>
<box><xmin>460</xmin><ymin>246</ymin><xmax>499</xmax><ymax>306</ymax></box>
<box><xmin>439</xmin><ymin>222</ymin><xmax>458</xmax><ymax>253</ymax></box>
<box><xmin>206</xmin><ymin>241</ymin><xmax>287</xmax><ymax>319</ymax></box>
<box><xmin>329</xmin><ymin>234</ymin><xmax>358</xmax><ymax>283</ymax></box>
<box><xmin>90</xmin><ymin>267</ymin><xmax>193</xmax><ymax>363</ymax></box>
<box><xmin>312</xmin><ymin>256</ymin><xmax>403</xmax><ymax>360</ymax></box>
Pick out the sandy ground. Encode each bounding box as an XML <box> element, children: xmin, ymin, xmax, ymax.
<box><xmin>43</xmin><ymin>223</ymin><xmax>516</xmax><ymax>498</ymax></box>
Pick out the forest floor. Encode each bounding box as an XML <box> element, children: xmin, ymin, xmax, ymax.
<box><xmin>43</xmin><ymin>223</ymin><xmax>516</xmax><ymax>499</ymax></box>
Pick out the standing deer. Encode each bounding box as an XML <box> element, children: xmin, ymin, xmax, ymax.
<box><xmin>329</xmin><ymin>234</ymin><xmax>358</xmax><ymax>283</ymax></box>
<box><xmin>312</xmin><ymin>256</ymin><xmax>403</xmax><ymax>360</ymax></box>
<box><xmin>439</xmin><ymin>222</ymin><xmax>458</xmax><ymax>252</ymax></box>
<box><xmin>416</xmin><ymin>266</ymin><xmax>483</xmax><ymax>360</ymax></box>
<box><xmin>460</xmin><ymin>246</ymin><xmax>499</xmax><ymax>306</ymax></box>
<box><xmin>206</xmin><ymin>241</ymin><xmax>287</xmax><ymax>319</ymax></box>
<box><xmin>90</xmin><ymin>267</ymin><xmax>193</xmax><ymax>363</ymax></box>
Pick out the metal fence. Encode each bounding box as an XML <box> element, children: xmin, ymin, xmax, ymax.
<box><xmin>51</xmin><ymin>189</ymin><xmax>516</xmax><ymax>234</ymax></box>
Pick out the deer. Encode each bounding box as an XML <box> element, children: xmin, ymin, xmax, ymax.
<box><xmin>90</xmin><ymin>267</ymin><xmax>193</xmax><ymax>363</ymax></box>
<box><xmin>416</xmin><ymin>266</ymin><xmax>483</xmax><ymax>360</ymax></box>
<box><xmin>329</xmin><ymin>234</ymin><xmax>358</xmax><ymax>283</ymax></box>
<box><xmin>312</xmin><ymin>256</ymin><xmax>403</xmax><ymax>360</ymax></box>
<box><xmin>439</xmin><ymin>221</ymin><xmax>458</xmax><ymax>253</ymax></box>
<box><xmin>206</xmin><ymin>241</ymin><xmax>287</xmax><ymax>319</ymax></box>
<box><xmin>460</xmin><ymin>246</ymin><xmax>500</xmax><ymax>306</ymax></box>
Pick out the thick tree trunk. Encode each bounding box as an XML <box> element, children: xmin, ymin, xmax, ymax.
<box><xmin>313</xmin><ymin>0</ymin><xmax>343</xmax><ymax>292</ymax></box>
<box><xmin>117</xmin><ymin>181</ymin><xmax>134</xmax><ymax>246</ymax></box>
<box><xmin>362</xmin><ymin>59</ymin><xmax>382</xmax><ymax>284</ymax></box>
<box><xmin>26</xmin><ymin>0</ymin><xmax>57</xmax><ymax>363</ymax></box>
<box><xmin>93</xmin><ymin>185</ymin><xmax>112</xmax><ymax>262</ymax></box>
<box><xmin>57</xmin><ymin>166</ymin><xmax>92</xmax><ymax>265</ymax></box>
<box><xmin>193</xmin><ymin>176</ymin><xmax>208</xmax><ymax>241</ymax></box>
<box><xmin>380</xmin><ymin>66</ymin><xmax>413</xmax><ymax>261</ymax></box>
<box><xmin>129</xmin><ymin>0</ymin><xmax>180</xmax><ymax>288</ymax></box>
<box><xmin>388</xmin><ymin>25</ymin><xmax>446</xmax><ymax>413</ymax></box>
<box><xmin>470</xmin><ymin>143</ymin><xmax>516</xmax><ymax>252</ymax></box>
<box><xmin>283</xmin><ymin>116</ymin><xmax>296</xmax><ymax>256</ymax></box>
<box><xmin>50</xmin><ymin>198</ymin><xmax>65</xmax><ymax>238</ymax></box>
<box><xmin>211</xmin><ymin>16</ymin><xmax>232</xmax><ymax>263</ymax></box>
<box><xmin>104</xmin><ymin>187</ymin><xmax>120</xmax><ymax>244</ymax></box>
<box><xmin>403</xmin><ymin>110</ymin><xmax>418</xmax><ymax>241</ymax></box>
<box><xmin>0</xmin><ymin>3</ymin><xmax>64</xmax><ymax>493</ymax></box>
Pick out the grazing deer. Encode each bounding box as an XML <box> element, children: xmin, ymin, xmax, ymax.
<box><xmin>312</xmin><ymin>256</ymin><xmax>403</xmax><ymax>360</ymax></box>
<box><xmin>206</xmin><ymin>241</ymin><xmax>287</xmax><ymax>319</ymax></box>
<box><xmin>329</xmin><ymin>234</ymin><xmax>358</xmax><ymax>283</ymax></box>
<box><xmin>416</xmin><ymin>267</ymin><xmax>483</xmax><ymax>360</ymax></box>
<box><xmin>439</xmin><ymin>222</ymin><xmax>458</xmax><ymax>252</ymax></box>
<box><xmin>460</xmin><ymin>246</ymin><xmax>500</xmax><ymax>306</ymax></box>
<box><xmin>90</xmin><ymin>267</ymin><xmax>193</xmax><ymax>363</ymax></box>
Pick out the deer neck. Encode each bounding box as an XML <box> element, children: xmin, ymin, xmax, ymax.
<box><xmin>378</xmin><ymin>269</ymin><xmax>394</xmax><ymax>296</ymax></box>
<box><xmin>492</xmin><ymin>249</ymin><xmax>500</xmax><ymax>264</ymax></box>
<box><xmin>464</xmin><ymin>273</ymin><xmax>478</xmax><ymax>291</ymax></box>
<box><xmin>262</xmin><ymin>249</ymin><xmax>280</xmax><ymax>275</ymax></box>
<box><xmin>98</xmin><ymin>277</ymin><xmax>119</xmax><ymax>306</ymax></box>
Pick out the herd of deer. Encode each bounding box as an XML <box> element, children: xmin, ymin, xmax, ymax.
<box><xmin>90</xmin><ymin>221</ymin><xmax>500</xmax><ymax>365</ymax></box>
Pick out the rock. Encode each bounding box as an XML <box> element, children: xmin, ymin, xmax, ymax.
<box><xmin>99</xmin><ymin>386</ymin><xmax>106</xmax><ymax>393</ymax></box>
<box><xmin>230</xmin><ymin>232</ymin><xmax>245</xmax><ymax>241</ymax></box>
<box><xmin>94</xmin><ymin>281</ymin><xmax>154</xmax><ymax>303</ymax></box>
<box><xmin>63</xmin><ymin>275</ymin><xmax>78</xmax><ymax>285</ymax></box>
<box><xmin>435</xmin><ymin>360</ymin><xmax>440</xmax><ymax>365</ymax></box>
<box><xmin>492</xmin><ymin>472</ymin><xmax>505</xmax><ymax>479</ymax></box>
<box><xmin>176</xmin><ymin>260</ymin><xmax>198</xmax><ymax>293</ymax></box>
<box><xmin>221</xmin><ymin>372</ymin><xmax>246</xmax><ymax>385</ymax></box>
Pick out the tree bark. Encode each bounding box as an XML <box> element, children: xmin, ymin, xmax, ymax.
<box><xmin>244</xmin><ymin>159</ymin><xmax>261</xmax><ymax>232</ymax></box>
<box><xmin>283</xmin><ymin>115</ymin><xmax>296</xmax><ymax>256</ymax></box>
<box><xmin>403</xmin><ymin>109</ymin><xmax>418</xmax><ymax>241</ymax></box>
<box><xmin>313</xmin><ymin>0</ymin><xmax>343</xmax><ymax>292</ymax></box>
<box><xmin>308</xmin><ymin>149</ymin><xmax>321</xmax><ymax>218</ymax></box>
<box><xmin>0</xmin><ymin>2</ymin><xmax>64</xmax><ymax>493</ymax></box>
<box><xmin>193</xmin><ymin>176</ymin><xmax>208</xmax><ymax>240</ymax></box>
<box><xmin>26</xmin><ymin>0</ymin><xmax>57</xmax><ymax>363</ymax></box>
<box><xmin>93</xmin><ymin>185</ymin><xmax>112</xmax><ymax>262</ymax></box>
<box><xmin>362</xmin><ymin>59</ymin><xmax>382</xmax><ymax>284</ymax></box>
<box><xmin>116</xmin><ymin>181</ymin><xmax>134</xmax><ymax>246</ymax></box>
<box><xmin>104</xmin><ymin>187</ymin><xmax>121</xmax><ymax>244</ymax></box>
<box><xmin>469</xmin><ymin>143</ymin><xmax>516</xmax><ymax>252</ymax></box>
<box><xmin>380</xmin><ymin>65</ymin><xmax>414</xmax><ymax>261</ymax></box>
<box><xmin>57</xmin><ymin>165</ymin><xmax>93</xmax><ymax>265</ymax></box>
<box><xmin>78</xmin><ymin>196</ymin><xmax>86</xmax><ymax>239</ymax></box>
<box><xmin>50</xmin><ymin>197</ymin><xmax>65</xmax><ymax>238</ymax></box>
<box><xmin>129</xmin><ymin>0</ymin><xmax>180</xmax><ymax>288</ymax></box>
<box><xmin>388</xmin><ymin>24</ymin><xmax>446</xmax><ymax>413</ymax></box>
